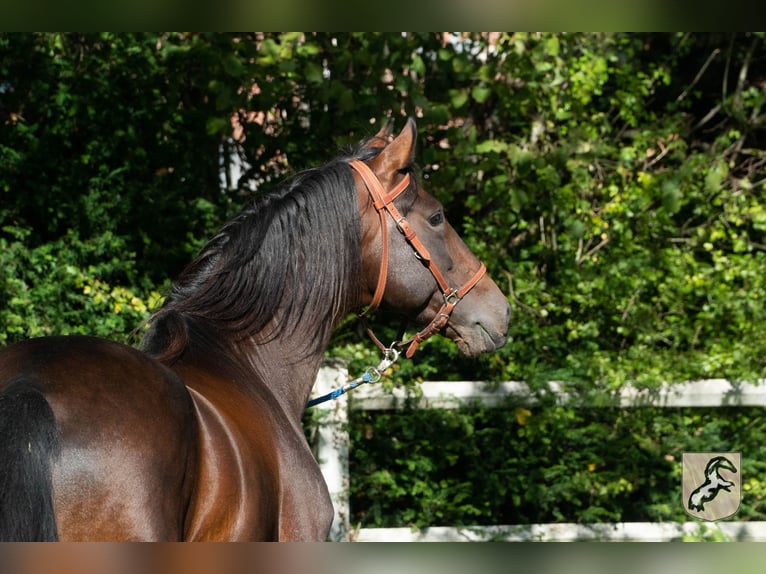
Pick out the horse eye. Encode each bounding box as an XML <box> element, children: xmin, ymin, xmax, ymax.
<box><xmin>428</xmin><ymin>211</ymin><xmax>444</xmax><ymax>227</ymax></box>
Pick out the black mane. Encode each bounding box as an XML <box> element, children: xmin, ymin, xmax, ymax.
<box><xmin>142</xmin><ymin>146</ymin><xmax>380</xmax><ymax>364</ymax></box>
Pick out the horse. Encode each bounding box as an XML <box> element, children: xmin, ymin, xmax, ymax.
<box><xmin>0</xmin><ymin>117</ymin><xmax>510</xmax><ymax>541</ymax></box>
<box><xmin>687</xmin><ymin>456</ymin><xmax>737</xmax><ymax>512</ymax></box>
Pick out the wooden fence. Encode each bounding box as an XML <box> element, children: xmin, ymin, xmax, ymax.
<box><xmin>312</xmin><ymin>365</ymin><xmax>766</xmax><ymax>542</ymax></box>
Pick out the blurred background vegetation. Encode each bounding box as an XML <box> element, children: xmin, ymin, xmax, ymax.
<box><xmin>2</xmin><ymin>32</ymin><xmax>765</xmax><ymax>530</ymax></box>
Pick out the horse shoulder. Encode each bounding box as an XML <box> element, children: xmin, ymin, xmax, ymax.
<box><xmin>178</xmin><ymin>368</ymin><xmax>332</xmax><ymax>541</ymax></box>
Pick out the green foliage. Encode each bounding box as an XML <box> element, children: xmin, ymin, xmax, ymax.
<box><xmin>0</xmin><ymin>225</ymin><xmax>159</xmax><ymax>344</ymax></box>
<box><xmin>403</xmin><ymin>32</ymin><xmax>766</xmax><ymax>389</ymax></box>
<box><xmin>3</xmin><ymin>33</ymin><xmax>766</xmax><ymax>529</ymax></box>
<box><xmin>350</xmin><ymin>403</ymin><xmax>766</xmax><ymax>529</ymax></box>
<box><xmin>1</xmin><ymin>33</ymin><xmax>244</xmax><ymax>288</ymax></box>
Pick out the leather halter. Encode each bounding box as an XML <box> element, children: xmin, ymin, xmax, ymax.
<box><xmin>349</xmin><ymin>159</ymin><xmax>487</xmax><ymax>358</ymax></box>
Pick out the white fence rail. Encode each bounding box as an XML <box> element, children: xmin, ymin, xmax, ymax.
<box><xmin>312</xmin><ymin>365</ymin><xmax>766</xmax><ymax>542</ymax></box>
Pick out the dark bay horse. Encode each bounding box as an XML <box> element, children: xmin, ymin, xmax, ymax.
<box><xmin>0</xmin><ymin>118</ymin><xmax>510</xmax><ymax>541</ymax></box>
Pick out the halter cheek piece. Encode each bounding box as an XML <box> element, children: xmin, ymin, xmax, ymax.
<box><xmin>349</xmin><ymin>160</ymin><xmax>486</xmax><ymax>358</ymax></box>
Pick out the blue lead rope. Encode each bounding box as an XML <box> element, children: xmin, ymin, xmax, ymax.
<box><xmin>306</xmin><ymin>348</ymin><xmax>399</xmax><ymax>409</ymax></box>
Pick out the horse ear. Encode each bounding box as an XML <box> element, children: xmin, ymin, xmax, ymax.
<box><xmin>370</xmin><ymin>117</ymin><xmax>417</xmax><ymax>175</ymax></box>
<box><xmin>365</xmin><ymin>117</ymin><xmax>395</xmax><ymax>151</ymax></box>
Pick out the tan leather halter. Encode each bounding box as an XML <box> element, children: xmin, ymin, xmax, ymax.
<box><xmin>349</xmin><ymin>159</ymin><xmax>487</xmax><ymax>358</ymax></box>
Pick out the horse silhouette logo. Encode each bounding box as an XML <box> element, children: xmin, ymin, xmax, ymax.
<box><xmin>682</xmin><ymin>452</ymin><xmax>741</xmax><ymax>521</ymax></box>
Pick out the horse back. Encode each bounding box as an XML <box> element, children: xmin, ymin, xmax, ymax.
<box><xmin>0</xmin><ymin>335</ymin><xmax>198</xmax><ymax>541</ymax></box>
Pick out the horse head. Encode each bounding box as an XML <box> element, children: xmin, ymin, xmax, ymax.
<box><xmin>353</xmin><ymin>118</ymin><xmax>510</xmax><ymax>358</ymax></box>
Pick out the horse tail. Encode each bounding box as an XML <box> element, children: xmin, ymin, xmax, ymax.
<box><xmin>0</xmin><ymin>379</ymin><xmax>61</xmax><ymax>541</ymax></box>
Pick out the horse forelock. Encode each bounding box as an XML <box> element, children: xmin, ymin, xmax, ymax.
<box><xmin>143</xmin><ymin>153</ymin><xmax>368</xmax><ymax>364</ymax></box>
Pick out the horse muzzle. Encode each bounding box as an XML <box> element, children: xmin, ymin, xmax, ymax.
<box><xmin>440</xmin><ymin>278</ymin><xmax>511</xmax><ymax>358</ymax></box>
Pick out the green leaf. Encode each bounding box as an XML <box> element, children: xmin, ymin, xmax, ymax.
<box><xmin>411</xmin><ymin>54</ymin><xmax>425</xmax><ymax>76</ymax></box>
<box><xmin>449</xmin><ymin>88</ymin><xmax>469</xmax><ymax>109</ymax></box>
<box><xmin>220</xmin><ymin>53</ymin><xmax>244</xmax><ymax>77</ymax></box>
<box><xmin>305</xmin><ymin>61</ymin><xmax>324</xmax><ymax>84</ymax></box>
<box><xmin>205</xmin><ymin>117</ymin><xmax>228</xmax><ymax>135</ymax></box>
<box><xmin>475</xmin><ymin>139</ymin><xmax>509</xmax><ymax>154</ymax></box>
<box><xmin>471</xmin><ymin>85</ymin><xmax>492</xmax><ymax>104</ymax></box>
<box><xmin>545</xmin><ymin>35</ymin><xmax>560</xmax><ymax>57</ymax></box>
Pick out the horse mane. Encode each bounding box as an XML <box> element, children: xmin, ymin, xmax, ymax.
<box><xmin>142</xmin><ymin>143</ymin><xmax>383</xmax><ymax>365</ymax></box>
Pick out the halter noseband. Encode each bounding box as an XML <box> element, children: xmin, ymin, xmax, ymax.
<box><xmin>349</xmin><ymin>159</ymin><xmax>486</xmax><ymax>358</ymax></box>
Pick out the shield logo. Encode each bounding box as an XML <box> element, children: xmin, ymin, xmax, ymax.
<box><xmin>682</xmin><ymin>452</ymin><xmax>741</xmax><ymax>521</ymax></box>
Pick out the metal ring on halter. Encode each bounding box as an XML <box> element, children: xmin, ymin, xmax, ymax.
<box><xmin>384</xmin><ymin>345</ymin><xmax>400</xmax><ymax>362</ymax></box>
<box><xmin>444</xmin><ymin>290</ymin><xmax>461</xmax><ymax>305</ymax></box>
<box><xmin>362</xmin><ymin>368</ymin><xmax>382</xmax><ymax>383</ymax></box>
<box><xmin>375</xmin><ymin>346</ymin><xmax>400</xmax><ymax>373</ymax></box>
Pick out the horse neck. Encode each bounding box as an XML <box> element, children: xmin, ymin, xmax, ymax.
<box><xmin>153</xmin><ymin>162</ymin><xmax>366</xmax><ymax>421</ymax></box>
<box><xmin>234</xmin><ymin>327</ymin><xmax>330</xmax><ymax>422</ymax></box>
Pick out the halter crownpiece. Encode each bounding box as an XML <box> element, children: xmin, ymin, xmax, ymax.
<box><xmin>349</xmin><ymin>159</ymin><xmax>486</xmax><ymax>358</ymax></box>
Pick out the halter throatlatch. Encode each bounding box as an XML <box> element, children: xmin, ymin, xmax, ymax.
<box><xmin>349</xmin><ymin>159</ymin><xmax>486</xmax><ymax>358</ymax></box>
